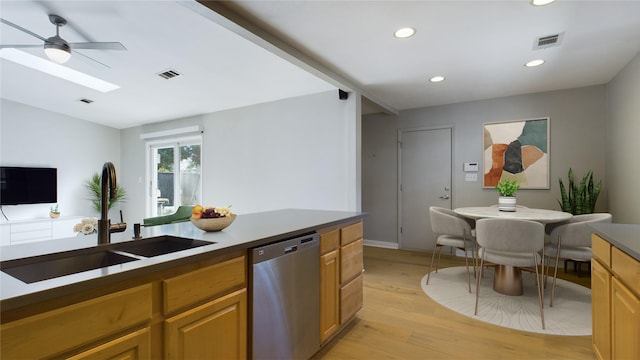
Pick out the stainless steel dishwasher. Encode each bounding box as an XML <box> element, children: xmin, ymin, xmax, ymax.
<box><xmin>251</xmin><ymin>233</ymin><xmax>320</xmax><ymax>360</ymax></box>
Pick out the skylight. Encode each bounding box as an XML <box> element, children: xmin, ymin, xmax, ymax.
<box><xmin>0</xmin><ymin>48</ymin><xmax>120</xmax><ymax>93</ymax></box>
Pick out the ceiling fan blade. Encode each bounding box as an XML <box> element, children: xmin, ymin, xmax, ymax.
<box><xmin>68</xmin><ymin>42</ymin><xmax>126</xmax><ymax>51</ymax></box>
<box><xmin>0</xmin><ymin>44</ymin><xmax>42</xmax><ymax>49</ymax></box>
<box><xmin>71</xmin><ymin>49</ymin><xmax>111</xmax><ymax>69</ymax></box>
<box><xmin>0</xmin><ymin>18</ymin><xmax>47</xmax><ymax>42</ymax></box>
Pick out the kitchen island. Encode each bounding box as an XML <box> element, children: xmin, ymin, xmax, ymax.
<box><xmin>1</xmin><ymin>209</ymin><xmax>366</xmax><ymax>359</ymax></box>
<box><xmin>590</xmin><ymin>223</ymin><xmax>640</xmax><ymax>360</ymax></box>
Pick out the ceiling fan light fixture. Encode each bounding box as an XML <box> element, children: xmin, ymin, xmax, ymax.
<box><xmin>44</xmin><ymin>42</ymin><xmax>71</xmax><ymax>64</ymax></box>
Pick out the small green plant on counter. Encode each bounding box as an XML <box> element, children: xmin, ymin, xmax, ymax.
<box><xmin>495</xmin><ymin>178</ymin><xmax>520</xmax><ymax>197</ymax></box>
<box><xmin>558</xmin><ymin>168</ymin><xmax>601</xmax><ymax>215</ymax></box>
<box><xmin>86</xmin><ymin>172</ymin><xmax>127</xmax><ymax>212</ymax></box>
<box><xmin>50</xmin><ymin>204</ymin><xmax>59</xmax><ymax>214</ymax></box>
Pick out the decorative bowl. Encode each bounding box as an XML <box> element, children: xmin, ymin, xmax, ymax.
<box><xmin>190</xmin><ymin>214</ymin><xmax>236</xmax><ymax>232</ymax></box>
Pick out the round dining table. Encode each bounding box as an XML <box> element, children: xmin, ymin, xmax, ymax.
<box><xmin>454</xmin><ymin>206</ymin><xmax>572</xmax><ymax>296</ymax></box>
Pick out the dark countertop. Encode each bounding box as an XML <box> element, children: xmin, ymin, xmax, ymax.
<box><xmin>590</xmin><ymin>223</ymin><xmax>640</xmax><ymax>261</ymax></box>
<box><xmin>0</xmin><ymin>209</ymin><xmax>366</xmax><ymax>311</ymax></box>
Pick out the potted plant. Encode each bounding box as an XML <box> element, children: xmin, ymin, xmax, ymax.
<box><xmin>495</xmin><ymin>178</ymin><xmax>520</xmax><ymax>212</ymax></box>
<box><xmin>85</xmin><ymin>172</ymin><xmax>127</xmax><ymax>213</ymax></box>
<box><xmin>49</xmin><ymin>204</ymin><xmax>60</xmax><ymax>218</ymax></box>
<box><xmin>558</xmin><ymin>168</ymin><xmax>602</xmax><ymax>215</ymax></box>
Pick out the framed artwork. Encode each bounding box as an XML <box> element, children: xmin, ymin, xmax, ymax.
<box><xmin>483</xmin><ymin>117</ymin><xmax>550</xmax><ymax>189</ymax></box>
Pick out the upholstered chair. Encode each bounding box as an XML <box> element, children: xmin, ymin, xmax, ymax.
<box><xmin>475</xmin><ymin>218</ymin><xmax>546</xmax><ymax>329</ymax></box>
<box><xmin>544</xmin><ymin>213</ymin><xmax>613</xmax><ymax>307</ymax></box>
<box><xmin>427</xmin><ymin>207</ymin><xmax>476</xmax><ymax>293</ymax></box>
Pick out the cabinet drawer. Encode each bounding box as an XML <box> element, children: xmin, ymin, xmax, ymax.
<box><xmin>11</xmin><ymin>220</ymin><xmax>51</xmax><ymax>233</ymax></box>
<box><xmin>163</xmin><ymin>255</ymin><xmax>246</xmax><ymax>315</ymax></box>
<box><xmin>340</xmin><ymin>274</ymin><xmax>363</xmax><ymax>324</ymax></box>
<box><xmin>320</xmin><ymin>229</ymin><xmax>339</xmax><ymax>254</ymax></box>
<box><xmin>592</xmin><ymin>234</ymin><xmax>611</xmax><ymax>268</ymax></box>
<box><xmin>340</xmin><ymin>221</ymin><xmax>363</xmax><ymax>246</ymax></box>
<box><xmin>340</xmin><ymin>238</ymin><xmax>363</xmax><ymax>284</ymax></box>
<box><xmin>1</xmin><ymin>284</ymin><xmax>152</xmax><ymax>359</ymax></box>
<box><xmin>612</xmin><ymin>247</ymin><xmax>640</xmax><ymax>295</ymax></box>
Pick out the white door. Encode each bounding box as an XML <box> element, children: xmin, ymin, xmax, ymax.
<box><xmin>399</xmin><ymin>127</ymin><xmax>452</xmax><ymax>251</ymax></box>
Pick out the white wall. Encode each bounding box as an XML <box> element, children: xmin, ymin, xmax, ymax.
<box><xmin>120</xmin><ymin>90</ymin><xmax>359</xmax><ymax>224</ymax></box>
<box><xmin>363</xmin><ymin>86</ymin><xmax>609</xmax><ymax>245</ymax></box>
<box><xmin>606</xmin><ymin>51</ymin><xmax>640</xmax><ymax>224</ymax></box>
<box><xmin>0</xmin><ymin>99</ymin><xmax>122</xmax><ymax>221</ymax></box>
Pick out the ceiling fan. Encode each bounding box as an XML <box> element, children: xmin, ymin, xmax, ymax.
<box><xmin>0</xmin><ymin>14</ymin><xmax>126</xmax><ymax>65</ymax></box>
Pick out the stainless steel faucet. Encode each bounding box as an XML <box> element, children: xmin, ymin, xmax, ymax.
<box><xmin>97</xmin><ymin>162</ymin><xmax>127</xmax><ymax>244</ymax></box>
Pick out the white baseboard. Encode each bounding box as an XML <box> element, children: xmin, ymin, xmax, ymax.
<box><xmin>364</xmin><ymin>239</ymin><xmax>399</xmax><ymax>249</ymax></box>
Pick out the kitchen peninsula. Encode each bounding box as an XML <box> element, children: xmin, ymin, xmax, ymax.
<box><xmin>1</xmin><ymin>209</ymin><xmax>366</xmax><ymax>359</ymax></box>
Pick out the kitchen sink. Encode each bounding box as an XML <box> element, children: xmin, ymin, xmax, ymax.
<box><xmin>1</xmin><ymin>250</ymin><xmax>138</xmax><ymax>284</ymax></box>
<box><xmin>113</xmin><ymin>237</ymin><xmax>212</xmax><ymax>257</ymax></box>
<box><xmin>0</xmin><ymin>236</ymin><xmax>214</xmax><ymax>284</ymax></box>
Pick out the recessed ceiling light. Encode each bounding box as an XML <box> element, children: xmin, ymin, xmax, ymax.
<box><xmin>429</xmin><ymin>76</ymin><xmax>445</xmax><ymax>83</ymax></box>
<box><xmin>525</xmin><ymin>59</ymin><xmax>545</xmax><ymax>67</ymax></box>
<box><xmin>394</xmin><ymin>27</ymin><xmax>416</xmax><ymax>39</ymax></box>
<box><xmin>531</xmin><ymin>0</ymin><xmax>556</xmax><ymax>6</ymax></box>
<box><xmin>0</xmin><ymin>48</ymin><xmax>119</xmax><ymax>93</ymax></box>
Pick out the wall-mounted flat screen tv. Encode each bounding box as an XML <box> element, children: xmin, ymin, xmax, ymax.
<box><xmin>0</xmin><ymin>166</ymin><xmax>57</xmax><ymax>205</ymax></box>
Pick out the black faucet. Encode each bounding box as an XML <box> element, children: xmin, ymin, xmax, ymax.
<box><xmin>97</xmin><ymin>162</ymin><xmax>127</xmax><ymax>245</ymax></box>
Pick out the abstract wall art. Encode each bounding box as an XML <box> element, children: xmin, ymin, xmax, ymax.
<box><xmin>483</xmin><ymin>117</ymin><xmax>550</xmax><ymax>189</ymax></box>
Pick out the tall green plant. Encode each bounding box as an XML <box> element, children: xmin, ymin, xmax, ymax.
<box><xmin>86</xmin><ymin>173</ymin><xmax>127</xmax><ymax>212</ymax></box>
<box><xmin>558</xmin><ymin>168</ymin><xmax>602</xmax><ymax>215</ymax></box>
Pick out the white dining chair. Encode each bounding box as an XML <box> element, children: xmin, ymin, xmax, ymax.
<box><xmin>427</xmin><ymin>207</ymin><xmax>476</xmax><ymax>293</ymax></box>
<box><xmin>544</xmin><ymin>213</ymin><xmax>612</xmax><ymax>307</ymax></box>
<box><xmin>475</xmin><ymin>218</ymin><xmax>546</xmax><ymax>329</ymax></box>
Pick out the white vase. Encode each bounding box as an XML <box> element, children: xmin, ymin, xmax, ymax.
<box><xmin>498</xmin><ymin>196</ymin><xmax>517</xmax><ymax>212</ymax></box>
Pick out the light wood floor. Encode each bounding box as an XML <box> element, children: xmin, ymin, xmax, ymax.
<box><xmin>313</xmin><ymin>246</ymin><xmax>594</xmax><ymax>360</ymax></box>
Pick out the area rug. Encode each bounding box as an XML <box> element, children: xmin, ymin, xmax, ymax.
<box><xmin>421</xmin><ymin>266</ymin><xmax>591</xmax><ymax>336</ymax></box>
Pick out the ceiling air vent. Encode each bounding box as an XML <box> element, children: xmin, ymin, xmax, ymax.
<box><xmin>79</xmin><ymin>98</ymin><xmax>94</xmax><ymax>104</ymax></box>
<box><xmin>533</xmin><ymin>33</ymin><xmax>563</xmax><ymax>50</ymax></box>
<box><xmin>157</xmin><ymin>69</ymin><xmax>181</xmax><ymax>80</ymax></box>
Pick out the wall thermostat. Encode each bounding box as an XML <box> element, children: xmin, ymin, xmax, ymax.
<box><xmin>463</xmin><ymin>162</ymin><xmax>479</xmax><ymax>172</ymax></box>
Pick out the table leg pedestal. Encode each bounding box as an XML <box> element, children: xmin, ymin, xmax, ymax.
<box><xmin>493</xmin><ymin>265</ymin><xmax>523</xmax><ymax>296</ymax></box>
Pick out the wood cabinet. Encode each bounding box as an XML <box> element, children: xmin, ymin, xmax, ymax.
<box><xmin>592</xmin><ymin>234</ymin><xmax>640</xmax><ymax>360</ymax></box>
<box><xmin>165</xmin><ymin>288</ymin><xmax>246</xmax><ymax>359</ymax></box>
<box><xmin>319</xmin><ymin>220</ymin><xmax>363</xmax><ymax>344</ymax></box>
<box><xmin>1</xmin><ymin>252</ymin><xmax>247</xmax><ymax>359</ymax></box>
<box><xmin>163</xmin><ymin>255</ymin><xmax>247</xmax><ymax>359</ymax></box>
<box><xmin>319</xmin><ymin>228</ymin><xmax>340</xmax><ymax>343</ymax></box>
<box><xmin>1</xmin><ymin>284</ymin><xmax>152</xmax><ymax>359</ymax></box>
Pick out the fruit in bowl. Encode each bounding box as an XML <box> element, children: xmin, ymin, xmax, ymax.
<box><xmin>190</xmin><ymin>205</ymin><xmax>236</xmax><ymax>232</ymax></box>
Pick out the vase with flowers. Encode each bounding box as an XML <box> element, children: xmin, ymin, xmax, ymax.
<box><xmin>73</xmin><ymin>218</ymin><xmax>98</xmax><ymax>235</ymax></box>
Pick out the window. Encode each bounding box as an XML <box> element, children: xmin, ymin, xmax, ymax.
<box><xmin>146</xmin><ymin>135</ymin><xmax>202</xmax><ymax>216</ymax></box>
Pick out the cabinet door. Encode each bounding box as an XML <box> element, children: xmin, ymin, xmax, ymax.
<box><xmin>591</xmin><ymin>259</ymin><xmax>611</xmax><ymax>360</ymax></box>
<box><xmin>611</xmin><ymin>277</ymin><xmax>640</xmax><ymax>360</ymax></box>
<box><xmin>320</xmin><ymin>249</ymin><xmax>340</xmax><ymax>343</ymax></box>
<box><xmin>65</xmin><ymin>328</ymin><xmax>151</xmax><ymax>360</ymax></box>
<box><xmin>165</xmin><ymin>288</ymin><xmax>247</xmax><ymax>360</ymax></box>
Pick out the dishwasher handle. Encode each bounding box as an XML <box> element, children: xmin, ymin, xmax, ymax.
<box><xmin>284</xmin><ymin>245</ymin><xmax>298</xmax><ymax>254</ymax></box>
<box><xmin>251</xmin><ymin>233</ymin><xmax>319</xmax><ymax>264</ymax></box>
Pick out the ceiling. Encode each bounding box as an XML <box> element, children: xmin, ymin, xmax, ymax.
<box><xmin>2</xmin><ymin>1</ymin><xmax>640</xmax><ymax>129</ymax></box>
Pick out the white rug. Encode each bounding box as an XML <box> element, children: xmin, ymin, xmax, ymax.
<box><xmin>421</xmin><ymin>266</ymin><xmax>591</xmax><ymax>336</ymax></box>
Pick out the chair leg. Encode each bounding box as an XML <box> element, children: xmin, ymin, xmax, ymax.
<box><xmin>474</xmin><ymin>253</ymin><xmax>485</xmax><ymax>316</ymax></box>
<box><xmin>534</xmin><ymin>255</ymin><xmax>545</xmax><ymax>329</ymax></box>
<box><xmin>462</xmin><ymin>243</ymin><xmax>471</xmax><ymax>294</ymax></box>
<box><xmin>550</xmin><ymin>239</ymin><xmax>562</xmax><ymax>307</ymax></box>
<box><xmin>426</xmin><ymin>243</ymin><xmax>440</xmax><ymax>285</ymax></box>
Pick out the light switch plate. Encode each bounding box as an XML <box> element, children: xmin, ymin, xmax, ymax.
<box><xmin>465</xmin><ymin>173</ymin><xmax>478</xmax><ymax>182</ymax></box>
